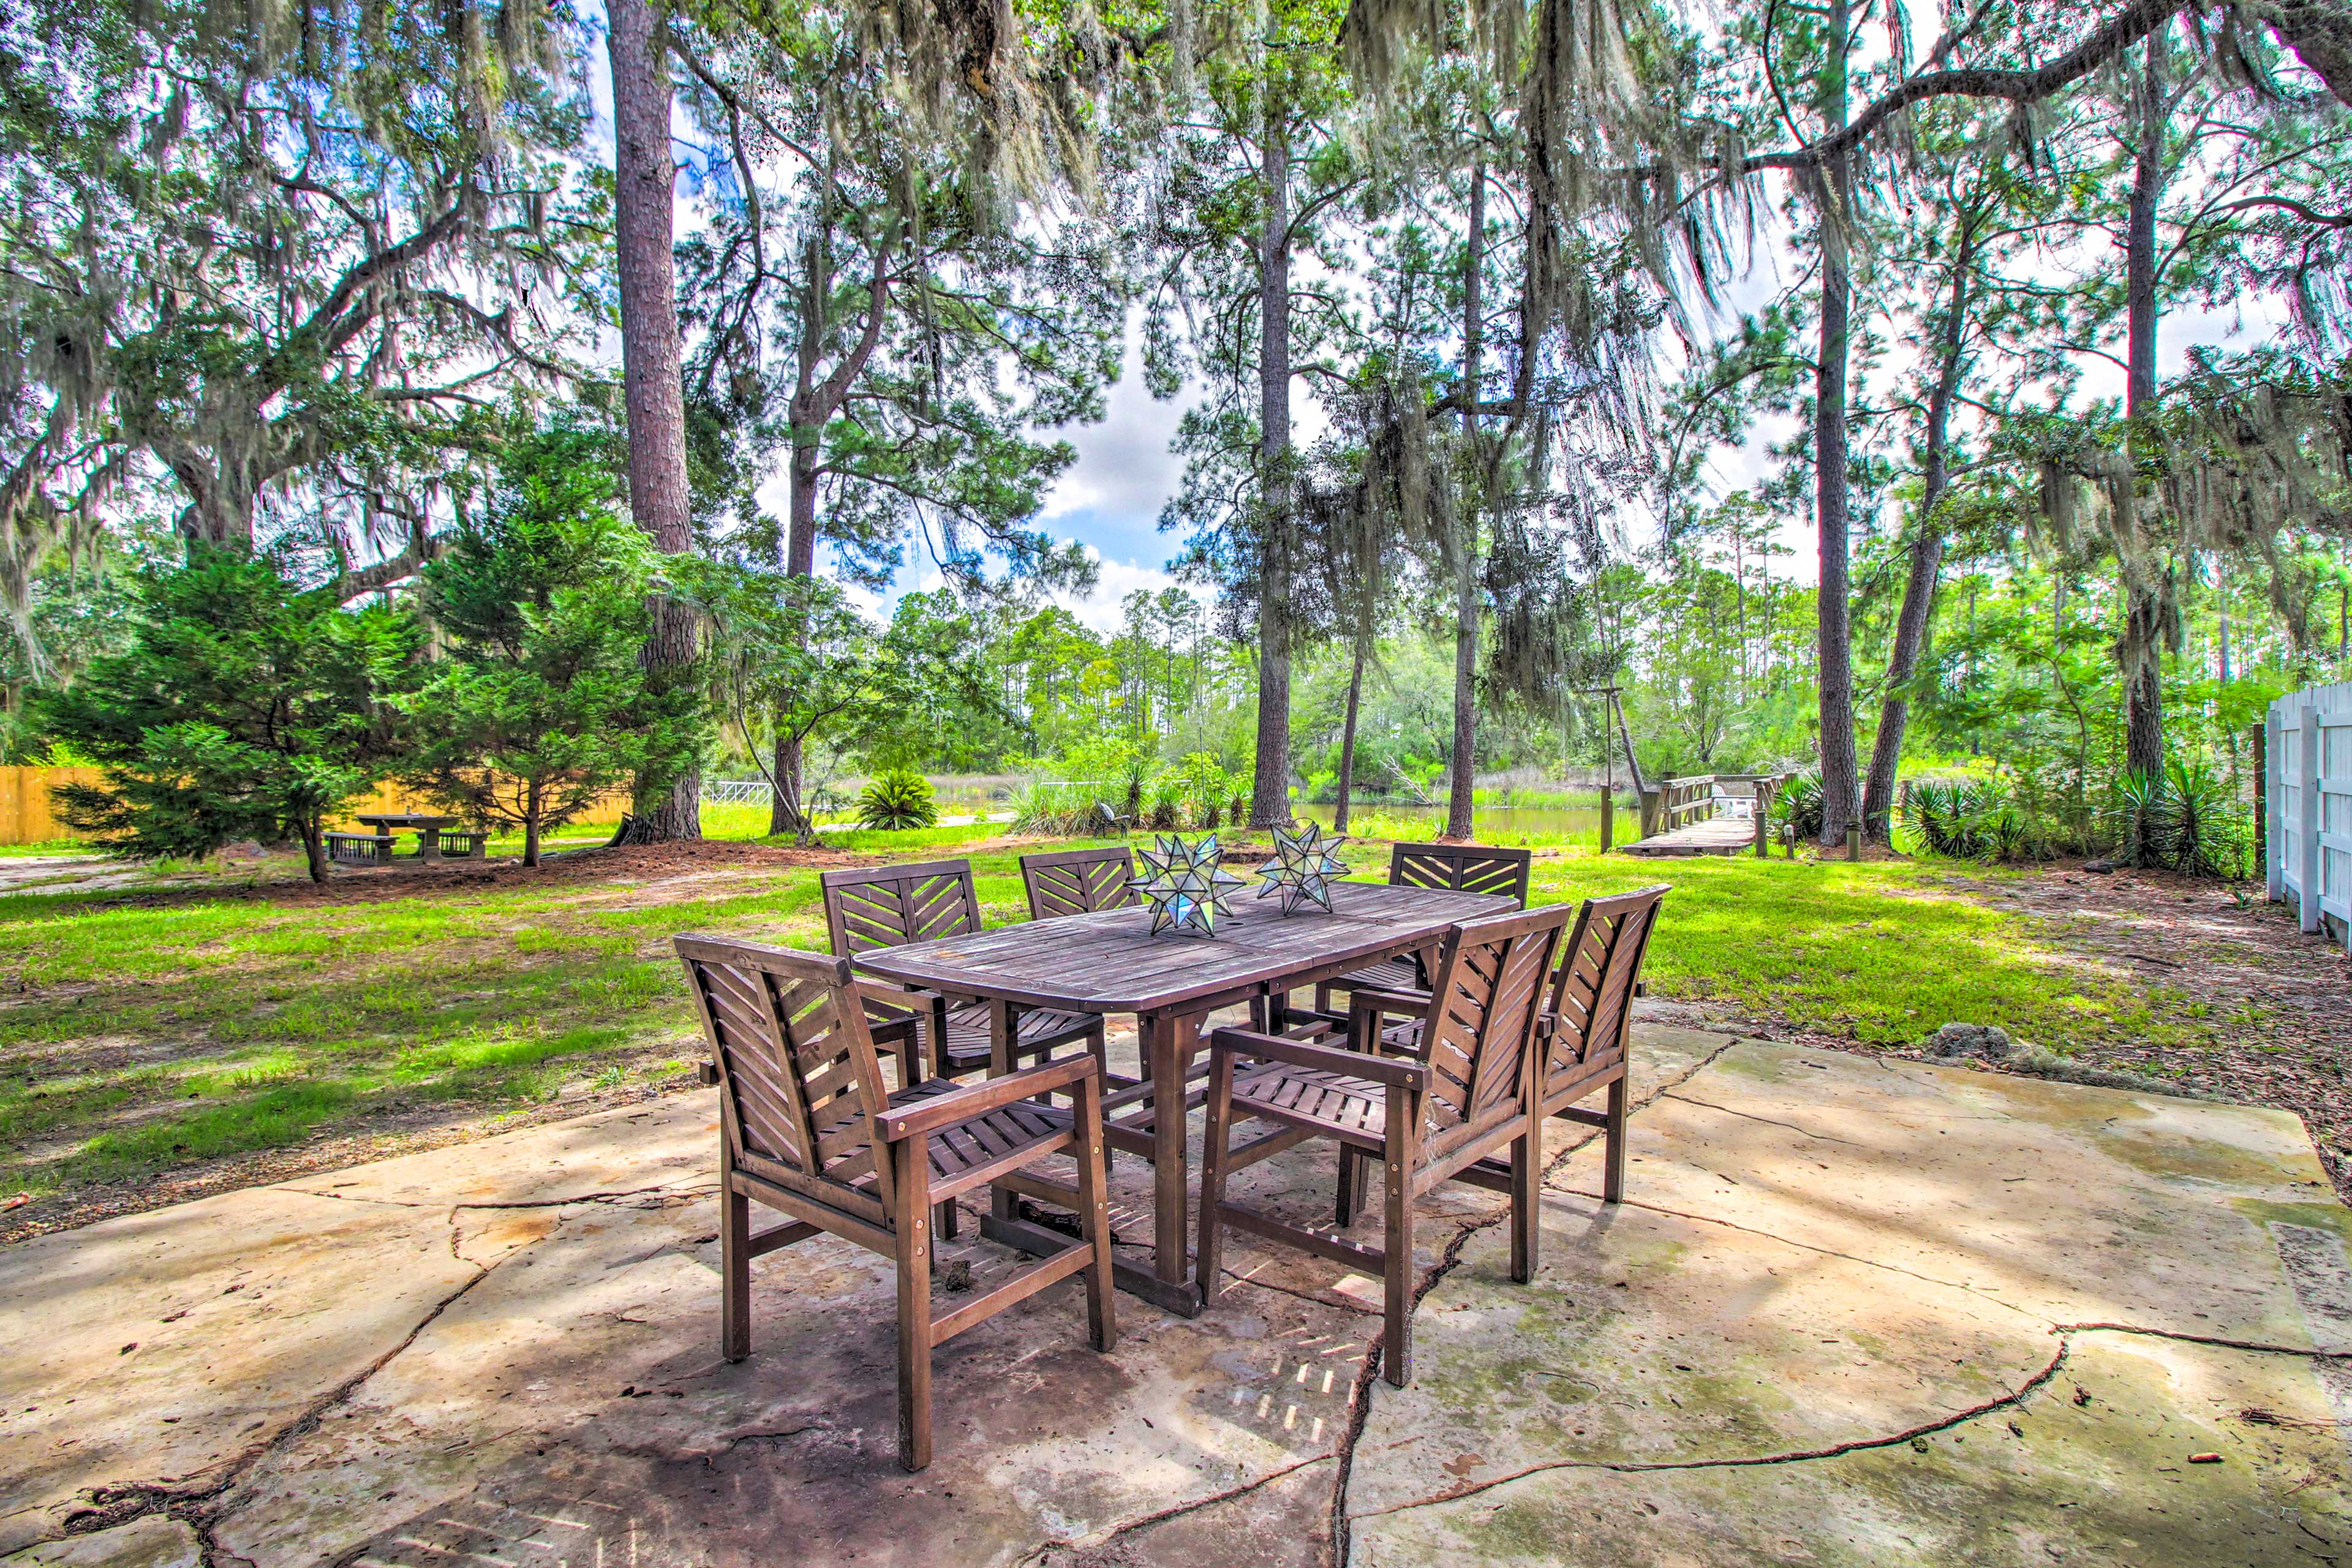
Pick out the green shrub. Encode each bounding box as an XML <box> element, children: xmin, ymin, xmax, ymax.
<box><xmin>1774</xmin><ymin>771</ymin><xmax>1824</xmax><ymax>842</ymax></box>
<box><xmin>856</xmin><ymin>768</ymin><xmax>939</xmax><ymax>831</ymax></box>
<box><xmin>1145</xmin><ymin>775</ymin><xmax>1184</xmax><ymax>830</ymax></box>
<box><xmin>1171</xmin><ymin>752</ymin><xmax>1235</xmax><ymax>829</ymax></box>
<box><xmin>1008</xmin><ymin>778</ymin><xmax>1114</xmax><ymax>836</ymax></box>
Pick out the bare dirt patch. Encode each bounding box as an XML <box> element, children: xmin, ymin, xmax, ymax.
<box><xmin>140</xmin><ymin>838</ymin><xmax>866</xmax><ymax>908</ymax></box>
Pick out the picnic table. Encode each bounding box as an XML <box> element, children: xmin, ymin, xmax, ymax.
<box><xmin>853</xmin><ymin>880</ymin><xmax>1514</xmax><ymax>1316</ymax></box>
<box><xmin>351</xmin><ymin>813</ymin><xmax>476</xmax><ymax>861</ymax></box>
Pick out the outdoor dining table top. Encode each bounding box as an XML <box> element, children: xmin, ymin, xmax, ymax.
<box><xmin>851</xmin><ymin>879</ymin><xmax>1517</xmax><ymax>1016</ymax></box>
<box><xmin>353</xmin><ymin>813</ymin><xmax>460</xmax><ymax>831</ymax></box>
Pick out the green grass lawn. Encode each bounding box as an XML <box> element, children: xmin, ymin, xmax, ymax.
<box><xmin>0</xmin><ymin>835</ymin><xmax>2193</xmax><ymax>1210</ymax></box>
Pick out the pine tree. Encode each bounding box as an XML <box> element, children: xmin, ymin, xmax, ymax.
<box><xmin>403</xmin><ymin>429</ymin><xmax>705</xmax><ymax>866</ymax></box>
<box><xmin>41</xmin><ymin>548</ymin><xmax>418</xmax><ymax>881</ymax></box>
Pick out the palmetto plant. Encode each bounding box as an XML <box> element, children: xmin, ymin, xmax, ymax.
<box><xmin>1902</xmin><ymin>777</ymin><xmax>2052</xmax><ymax>863</ymax></box>
<box><xmin>856</xmin><ymin>768</ymin><xmax>940</xmax><ymax>831</ymax></box>
<box><xmin>1776</xmin><ymin>772</ymin><xmax>1825</xmax><ymax>843</ymax></box>
<box><xmin>2108</xmin><ymin>761</ymin><xmax>2255</xmax><ymax>880</ymax></box>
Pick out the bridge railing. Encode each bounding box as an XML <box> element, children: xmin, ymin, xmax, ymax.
<box><xmin>1637</xmin><ymin>772</ymin><xmax>1795</xmax><ymax>858</ymax></box>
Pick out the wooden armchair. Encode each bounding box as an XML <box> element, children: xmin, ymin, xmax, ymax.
<box><xmin>1019</xmin><ymin>845</ymin><xmax>1139</xmax><ymax>919</ymax></box>
<box><xmin>674</xmin><ymin>935</ymin><xmax>1115</xmax><ymax>1472</ymax></box>
<box><xmin>1311</xmin><ymin>842</ymin><xmax>1534</xmax><ymax>1013</ymax></box>
<box><xmin>821</xmin><ymin>858</ymin><xmax>1107</xmax><ymax>1086</ymax></box>
<box><xmin>1345</xmin><ymin>884</ymin><xmax>1668</xmax><ymax>1215</ymax></box>
<box><xmin>1199</xmin><ymin>904</ymin><xmax>1573</xmax><ymax>1387</ymax></box>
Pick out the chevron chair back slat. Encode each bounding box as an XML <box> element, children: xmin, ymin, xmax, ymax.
<box><xmin>674</xmin><ymin>935</ymin><xmax>897</xmax><ymax>1217</ymax></box>
<box><xmin>1545</xmin><ymin>884</ymin><xmax>1668</xmax><ymax>1091</ymax></box>
<box><xmin>1387</xmin><ymin>841</ymin><xmax>1534</xmax><ymax>908</ymax></box>
<box><xmin>1020</xmin><ymin>846</ymin><xmax>1140</xmax><ymax>919</ymax></box>
<box><xmin>821</xmin><ymin>859</ymin><xmax>983</xmax><ymax>957</ymax></box>
<box><xmin>1416</xmin><ymin>904</ymin><xmax>1575</xmax><ymax>1161</ymax></box>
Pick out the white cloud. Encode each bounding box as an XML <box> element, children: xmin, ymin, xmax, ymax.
<box><xmin>1041</xmin><ymin>334</ymin><xmax>1190</xmax><ymax>529</ymax></box>
<box><xmin>1054</xmin><ymin>552</ymin><xmax>1210</xmax><ymax>633</ymax></box>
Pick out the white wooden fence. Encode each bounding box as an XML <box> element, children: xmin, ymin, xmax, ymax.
<box><xmin>2266</xmin><ymin>680</ymin><xmax>2352</xmax><ymax>952</ymax></box>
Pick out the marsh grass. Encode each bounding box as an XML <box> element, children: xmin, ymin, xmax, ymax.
<box><xmin>0</xmin><ymin>834</ymin><xmax>2198</xmax><ymax>1205</ymax></box>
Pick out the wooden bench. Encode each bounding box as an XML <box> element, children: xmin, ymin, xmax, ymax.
<box><xmin>323</xmin><ymin>831</ymin><xmax>396</xmax><ymax>866</ymax></box>
<box><xmin>428</xmin><ymin>828</ymin><xmax>487</xmax><ymax>860</ymax></box>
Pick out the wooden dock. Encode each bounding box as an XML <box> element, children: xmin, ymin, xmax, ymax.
<box><xmin>1622</xmin><ymin>815</ymin><xmax>1763</xmax><ymax>858</ymax></box>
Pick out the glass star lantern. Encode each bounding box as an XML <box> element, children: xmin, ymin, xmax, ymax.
<box><xmin>1253</xmin><ymin>821</ymin><xmax>1352</xmax><ymax>915</ymax></box>
<box><xmin>1126</xmin><ymin>834</ymin><xmax>1249</xmax><ymax>938</ymax></box>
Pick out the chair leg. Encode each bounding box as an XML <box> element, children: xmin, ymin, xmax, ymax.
<box><xmin>891</xmin><ymin>1139</ymin><xmax>936</xmax><ymax>1472</ymax></box>
<box><xmin>1602</xmin><ymin>1077</ymin><xmax>1630</xmax><ymax>1205</ymax></box>
<box><xmin>1335</xmin><ymin>1146</ymin><xmax>1357</xmax><ymax>1227</ymax></box>
<box><xmin>720</xmin><ymin>1169</ymin><xmax>750</xmax><ymax>1362</ymax></box>
<box><xmin>1510</xmin><ymin>1114</ymin><xmax>1540</xmax><ymax>1285</ymax></box>
<box><xmin>935</xmin><ymin>1197</ymin><xmax>959</xmax><ymax>1242</ymax></box>
<box><xmin>1383</xmin><ymin>1143</ymin><xmax>1414</xmax><ymax>1389</ymax></box>
<box><xmin>1196</xmin><ymin>1047</ymin><xmax>1237</xmax><ymax>1306</ymax></box>
<box><xmin>1086</xmin><ymin>1020</ymin><xmax>1112</xmax><ymax>1158</ymax></box>
<box><xmin>1072</xmin><ymin>1072</ymin><xmax>1118</xmax><ymax>1352</ymax></box>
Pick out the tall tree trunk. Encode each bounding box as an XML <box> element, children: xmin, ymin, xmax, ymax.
<box><xmin>298</xmin><ymin>813</ymin><xmax>327</xmax><ymax>884</ymax></box>
<box><xmin>2120</xmin><ymin>31</ymin><xmax>2168</xmax><ymax>867</ymax></box>
<box><xmin>524</xmin><ymin>778</ymin><xmax>543</xmax><ymax>868</ymax></box>
<box><xmin>769</xmin><ymin>437</ymin><xmax>823</xmax><ymax>838</ymax></box>
<box><xmin>1250</xmin><ymin>86</ymin><xmax>1294</xmax><ymax>831</ymax></box>
<box><xmin>1813</xmin><ymin>0</ymin><xmax>1859</xmax><ymax>848</ymax></box>
<box><xmin>1335</xmin><ymin>633</ymin><xmax>1366</xmax><ymax>834</ymax></box>
<box><xmin>1446</xmin><ymin>160</ymin><xmax>1487</xmax><ymax>843</ymax></box>
<box><xmin>1861</xmin><ymin>232</ymin><xmax>1975</xmax><ymax>839</ymax></box>
<box><xmin>609</xmin><ymin>0</ymin><xmax>701</xmax><ymax>842</ymax></box>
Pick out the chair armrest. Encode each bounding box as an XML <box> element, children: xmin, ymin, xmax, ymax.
<box><xmin>1348</xmin><ymin>987</ymin><xmax>1431</xmax><ymax>1016</ymax></box>
<box><xmin>880</xmin><ymin>1055</ymin><xmax>1098</xmax><ymax>1141</ymax></box>
<box><xmin>860</xmin><ymin>979</ymin><xmax>942</xmax><ymax>1015</ymax></box>
<box><xmin>1209</xmin><ymin>1026</ymin><xmax>1430</xmax><ymax>1091</ymax></box>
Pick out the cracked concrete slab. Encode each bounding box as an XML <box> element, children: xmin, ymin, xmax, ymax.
<box><xmin>5</xmin><ymin>1026</ymin><xmax>2348</xmax><ymax>1567</ymax></box>
<box><xmin>0</xmin><ymin>1189</ymin><xmax>477</xmax><ymax>1555</ymax></box>
<box><xmin>0</xmin><ymin>1516</ymin><xmax>198</xmax><ymax>1568</ymax></box>
<box><xmin>1349</xmin><ymin>1330</ymin><xmax>2352</xmax><ymax>1566</ymax></box>
<box><xmin>1559</xmin><ymin>1042</ymin><xmax>2350</xmax><ymax>1348</ymax></box>
<box><xmin>278</xmin><ymin>1094</ymin><xmax>715</xmax><ymax>1210</ymax></box>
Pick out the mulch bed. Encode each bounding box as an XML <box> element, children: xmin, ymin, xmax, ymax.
<box><xmin>89</xmin><ymin>838</ymin><xmax>873</xmax><ymax>910</ymax></box>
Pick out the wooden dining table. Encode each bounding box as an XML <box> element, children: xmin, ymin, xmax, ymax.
<box><xmin>852</xmin><ymin>879</ymin><xmax>1515</xmax><ymax>1316</ymax></box>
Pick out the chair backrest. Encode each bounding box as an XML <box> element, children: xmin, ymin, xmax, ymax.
<box><xmin>1020</xmin><ymin>846</ymin><xmax>1139</xmax><ymax>919</ymax></box>
<box><xmin>1414</xmin><ymin>903</ymin><xmax>1577</xmax><ymax>1167</ymax></box>
<box><xmin>1544</xmin><ymin>884</ymin><xmax>1669</xmax><ymax>1094</ymax></box>
<box><xmin>673</xmin><ymin>935</ymin><xmax>897</xmax><ymax>1223</ymax></box>
<box><xmin>1389</xmin><ymin>841</ymin><xmax>1534</xmax><ymax>907</ymax></box>
<box><xmin>820</xmin><ymin>858</ymin><xmax>981</xmax><ymax>958</ymax></box>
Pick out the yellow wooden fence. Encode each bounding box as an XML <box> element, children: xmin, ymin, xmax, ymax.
<box><xmin>0</xmin><ymin>769</ymin><xmax>635</xmax><ymax>846</ymax></box>
<box><xmin>0</xmin><ymin>766</ymin><xmax>102</xmax><ymax>845</ymax></box>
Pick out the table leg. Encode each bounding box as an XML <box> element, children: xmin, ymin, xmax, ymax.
<box><xmin>417</xmin><ymin>828</ymin><xmax>442</xmax><ymax>864</ymax></box>
<box><xmin>1145</xmin><ymin>1009</ymin><xmax>1196</xmax><ymax>1295</ymax></box>
<box><xmin>990</xmin><ymin>997</ymin><xmax>1017</xmax><ymax>1224</ymax></box>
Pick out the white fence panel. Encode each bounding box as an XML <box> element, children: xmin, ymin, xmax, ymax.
<box><xmin>2267</xmin><ymin>680</ymin><xmax>2352</xmax><ymax>952</ymax></box>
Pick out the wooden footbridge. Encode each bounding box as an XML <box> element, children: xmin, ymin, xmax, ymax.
<box><xmin>1621</xmin><ymin>774</ymin><xmax>1791</xmax><ymax>858</ymax></box>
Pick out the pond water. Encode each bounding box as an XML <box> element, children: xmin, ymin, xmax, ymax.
<box><xmin>1294</xmin><ymin>796</ymin><xmax>1629</xmax><ymax>846</ymax></box>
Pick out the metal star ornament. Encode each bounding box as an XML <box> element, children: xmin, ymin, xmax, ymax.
<box><xmin>1254</xmin><ymin>821</ymin><xmax>1352</xmax><ymax>915</ymax></box>
<box><xmin>1126</xmin><ymin>834</ymin><xmax>1249</xmax><ymax>938</ymax></box>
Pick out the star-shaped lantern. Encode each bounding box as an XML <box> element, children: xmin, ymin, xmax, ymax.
<box><xmin>1254</xmin><ymin>821</ymin><xmax>1352</xmax><ymax>915</ymax></box>
<box><xmin>1126</xmin><ymin>834</ymin><xmax>1250</xmax><ymax>938</ymax></box>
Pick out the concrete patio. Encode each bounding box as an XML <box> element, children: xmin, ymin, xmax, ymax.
<box><xmin>4</xmin><ymin>1020</ymin><xmax>2348</xmax><ymax>1567</ymax></box>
